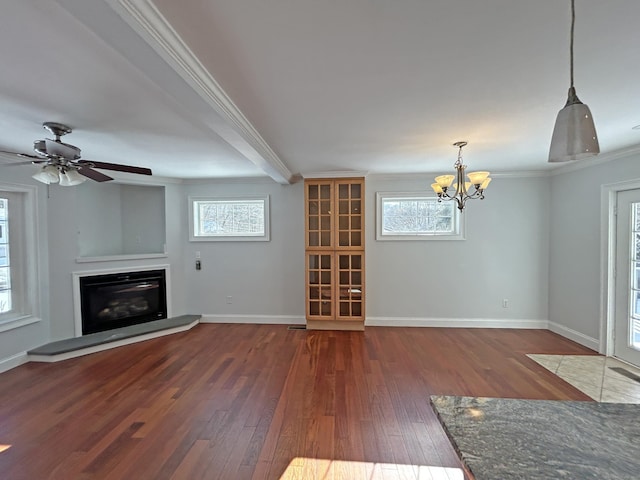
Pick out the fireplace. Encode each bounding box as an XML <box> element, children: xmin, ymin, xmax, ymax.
<box><xmin>78</xmin><ymin>269</ymin><xmax>168</xmax><ymax>335</ymax></box>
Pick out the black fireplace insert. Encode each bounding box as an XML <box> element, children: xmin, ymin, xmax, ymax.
<box><xmin>79</xmin><ymin>269</ymin><xmax>167</xmax><ymax>335</ymax></box>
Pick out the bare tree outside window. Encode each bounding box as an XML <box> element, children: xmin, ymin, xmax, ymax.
<box><xmin>190</xmin><ymin>196</ymin><xmax>270</xmax><ymax>241</ymax></box>
<box><xmin>376</xmin><ymin>193</ymin><xmax>463</xmax><ymax>241</ymax></box>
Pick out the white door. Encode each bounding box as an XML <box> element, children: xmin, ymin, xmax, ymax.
<box><xmin>614</xmin><ymin>189</ymin><xmax>640</xmax><ymax>367</ymax></box>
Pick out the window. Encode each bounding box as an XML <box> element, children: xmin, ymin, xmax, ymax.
<box><xmin>0</xmin><ymin>184</ymin><xmax>38</xmax><ymax>330</ymax></box>
<box><xmin>376</xmin><ymin>192</ymin><xmax>463</xmax><ymax>240</ymax></box>
<box><xmin>0</xmin><ymin>198</ymin><xmax>10</xmax><ymax>313</ymax></box>
<box><xmin>189</xmin><ymin>195</ymin><xmax>270</xmax><ymax>241</ymax></box>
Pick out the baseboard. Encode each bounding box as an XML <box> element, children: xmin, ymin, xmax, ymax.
<box><xmin>547</xmin><ymin>321</ymin><xmax>599</xmax><ymax>351</ymax></box>
<box><xmin>200</xmin><ymin>314</ymin><xmax>305</xmax><ymax>325</ymax></box>
<box><xmin>200</xmin><ymin>315</ymin><xmax>548</xmax><ymax>329</ymax></box>
<box><xmin>365</xmin><ymin>317</ymin><xmax>549</xmax><ymax>329</ymax></box>
<box><xmin>0</xmin><ymin>351</ymin><xmax>29</xmax><ymax>373</ymax></box>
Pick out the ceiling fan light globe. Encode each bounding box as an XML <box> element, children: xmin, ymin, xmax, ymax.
<box><xmin>32</xmin><ymin>171</ymin><xmax>53</xmax><ymax>184</ymax></box>
<box><xmin>59</xmin><ymin>169</ymin><xmax>87</xmax><ymax>186</ymax></box>
<box><xmin>32</xmin><ymin>165</ymin><xmax>60</xmax><ymax>184</ymax></box>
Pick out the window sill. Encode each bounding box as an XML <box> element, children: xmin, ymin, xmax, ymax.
<box><xmin>189</xmin><ymin>236</ymin><xmax>270</xmax><ymax>242</ymax></box>
<box><xmin>75</xmin><ymin>253</ymin><xmax>168</xmax><ymax>263</ymax></box>
<box><xmin>376</xmin><ymin>233</ymin><xmax>465</xmax><ymax>241</ymax></box>
<box><xmin>0</xmin><ymin>315</ymin><xmax>41</xmax><ymax>333</ymax></box>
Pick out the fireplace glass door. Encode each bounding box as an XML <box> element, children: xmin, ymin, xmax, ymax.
<box><xmin>80</xmin><ymin>269</ymin><xmax>167</xmax><ymax>335</ymax></box>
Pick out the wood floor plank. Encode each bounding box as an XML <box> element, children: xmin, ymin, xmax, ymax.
<box><xmin>0</xmin><ymin>325</ymin><xmax>596</xmax><ymax>479</ymax></box>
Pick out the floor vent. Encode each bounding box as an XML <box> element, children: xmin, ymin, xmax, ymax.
<box><xmin>287</xmin><ymin>325</ymin><xmax>307</xmax><ymax>330</ymax></box>
<box><xmin>609</xmin><ymin>366</ymin><xmax>640</xmax><ymax>384</ymax></box>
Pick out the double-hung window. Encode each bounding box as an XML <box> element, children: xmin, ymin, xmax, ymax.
<box><xmin>376</xmin><ymin>192</ymin><xmax>463</xmax><ymax>240</ymax></box>
<box><xmin>189</xmin><ymin>195</ymin><xmax>270</xmax><ymax>241</ymax></box>
<box><xmin>0</xmin><ymin>198</ymin><xmax>10</xmax><ymax>314</ymax></box>
<box><xmin>0</xmin><ymin>184</ymin><xmax>38</xmax><ymax>330</ymax></box>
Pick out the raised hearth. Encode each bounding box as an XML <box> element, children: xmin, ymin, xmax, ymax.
<box><xmin>28</xmin><ymin>315</ymin><xmax>200</xmax><ymax>362</ymax></box>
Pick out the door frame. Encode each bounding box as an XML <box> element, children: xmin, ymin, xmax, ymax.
<box><xmin>601</xmin><ymin>178</ymin><xmax>640</xmax><ymax>356</ymax></box>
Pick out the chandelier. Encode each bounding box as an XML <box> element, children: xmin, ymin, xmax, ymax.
<box><xmin>430</xmin><ymin>141</ymin><xmax>491</xmax><ymax>211</ymax></box>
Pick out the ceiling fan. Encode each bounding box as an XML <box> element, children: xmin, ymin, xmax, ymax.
<box><xmin>0</xmin><ymin>122</ymin><xmax>152</xmax><ymax>186</ymax></box>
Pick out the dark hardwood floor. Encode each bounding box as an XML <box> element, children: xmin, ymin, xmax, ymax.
<box><xmin>0</xmin><ymin>325</ymin><xmax>596</xmax><ymax>479</ymax></box>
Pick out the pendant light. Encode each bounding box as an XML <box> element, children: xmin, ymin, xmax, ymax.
<box><xmin>549</xmin><ymin>0</ymin><xmax>599</xmax><ymax>162</ymax></box>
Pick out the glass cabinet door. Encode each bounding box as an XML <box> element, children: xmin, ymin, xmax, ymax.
<box><xmin>306</xmin><ymin>181</ymin><xmax>333</xmax><ymax>249</ymax></box>
<box><xmin>335</xmin><ymin>180</ymin><xmax>363</xmax><ymax>249</ymax></box>
<box><xmin>336</xmin><ymin>253</ymin><xmax>364</xmax><ymax>320</ymax></box>
<box><xmin>306</xmin><ymin>253</ymin><xmax>334</xmax><ymax>319</ymax></box>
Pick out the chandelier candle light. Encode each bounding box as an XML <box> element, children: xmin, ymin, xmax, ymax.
<box><xmin>431</xmin><ymin>141</ymin><xmax>491</xmax><ymax>211</ymax></box>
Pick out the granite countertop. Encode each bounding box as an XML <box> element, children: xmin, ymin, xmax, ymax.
<box><xmin>431</xmin><ymin>395</ymin><xmax>640</xmax><ymax>480</ymax></box>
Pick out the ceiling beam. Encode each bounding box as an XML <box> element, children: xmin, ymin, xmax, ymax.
<box><xmin>102</xmin><ymin>0</ymin><xmax>293</xmax><ymax>184</ymax></box>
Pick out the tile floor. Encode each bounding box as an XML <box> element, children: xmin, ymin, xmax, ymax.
<box><xmin>528</xmin><ymin>354</ymin><xmax>640</xmax><ymax>403</ymax></box>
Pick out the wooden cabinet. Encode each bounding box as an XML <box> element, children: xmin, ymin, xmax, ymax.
<box><xmin>305</xmin><ymin>178</ymin><xmax>365</xmax><ymax>330</ymax></box>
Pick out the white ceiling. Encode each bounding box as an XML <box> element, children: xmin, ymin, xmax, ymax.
<box><xmin>1</xmin><ymin>0</ymin><xmax>639</xmax><ymax>184</ymax></box>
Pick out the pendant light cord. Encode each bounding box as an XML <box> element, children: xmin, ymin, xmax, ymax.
<box><xmin>570</xmin><ymin>0</ymin><xmax>575</xmax><ymax>88</ymax></box>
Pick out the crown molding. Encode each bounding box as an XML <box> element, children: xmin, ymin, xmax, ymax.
<box><xmin>549</xmin><ymin>144</ymin><xmax>640</xmax><ymax>177</ymax></box>
<box><xmin>106</xmin><ymin>0</ymin><xmax>293</xmax><ymax>185</ymax></box>
<box><xmin>489</xmin><ymin>170</ymin><xmax>550</xmax><ymax>178</ymax></box>
<box><xmin>182</xmin><ymin>176</ymin><xmax>277</xmax><ymax>186</ymax></box>
<box><xmin>368</xmin><ymin>169</ymin><xmax>549</xmax><ymax>182</ymax></box>
<box><xmin>300</xmin><ymin>170</ymin><xmax>369</xmax><ymax>179</ymax></box>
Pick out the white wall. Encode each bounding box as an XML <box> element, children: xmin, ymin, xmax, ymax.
<box><xmin>0</xmin><ymin>166</ymin><xmax>51</xmax><ymax>370</ymax></box>
<box><xmin>77</xmin><ymin>183</ymin><xmax>166</xmax><ymax>256</ymax></box>
<box><xmin>10</xmin><ymin>154</ymin><xmax>637</xmax><ymax>368</ymax></box>
<box><xmin>366</xmin><ymin>174</ymin><xmax>550</xmax><ymax>325</ymax></box>
<box><xmin>182</xmin><ymin>179</ymin><xmax>305</xmax><ymax>321</ymax></box>
<box><xmin>77</xmin><ymin>182</ymin><xmax>124</xmax><ymax>256</ymax></box>
<box><xmin>121</xmin><ymin>184</ymin><xmax>166</xmax><ymax>255</ymax></box>
<box><xmin>549</xmin><ymin>150</ymin><xmax>640</xmax><ymax>348</ymax></box>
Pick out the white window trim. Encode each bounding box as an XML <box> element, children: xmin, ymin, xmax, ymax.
<box><xmin>0</xmin><ymin>182</ymin><xmax>41</xmax><ymax>332</ymax></box>
<box><xmin>376</xmin><ymin>192</ymin><xmax>465</xmax><ymax>241</ymax></box>
<box><xmin>189</xmin><ymin>195</ymin><xmax>270</xmax><ymax>242</ymax></box>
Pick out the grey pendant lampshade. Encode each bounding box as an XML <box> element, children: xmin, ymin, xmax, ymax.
<box><xmin>548</xmin><ymin>0</ymin><xmax>599</xmax><ymax>163</ymax></box>
<box><xmin>549</xmin><ymin>86</ymin><xmax>599</xmax><ymax>162</ymax></box>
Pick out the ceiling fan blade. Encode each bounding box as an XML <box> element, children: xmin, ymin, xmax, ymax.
<box><xmin>78</xmin><ymin>166</ymin><xmax>113</xmax><ymax>182</ymax></box>
<box><xmin>78</xmin><ymin>160</ymin><xmax>152</xmax><ymax>176</ymax></box>
<box><xmin>0</xmin><ymin>160</ymin><xmax>40</xmax><ymax>167</ymax></box>
<box><xmin>0</xmin><ymin>150</ymin><xmax>43</xmax><ymax>160</ymax></box>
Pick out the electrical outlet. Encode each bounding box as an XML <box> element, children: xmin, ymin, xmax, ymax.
<box><xmin>226</xmin><ymin>296</ymin><xmax>233</xmax><ymax>304</ymax></box>
<box><xmin>502</xmin><ymin>299</ymin><xmax>509</xmax><ymax>308</ymax></box>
